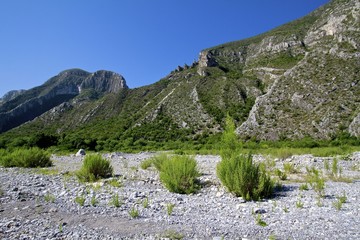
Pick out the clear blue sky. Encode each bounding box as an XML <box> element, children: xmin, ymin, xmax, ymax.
<box><xmin>0</xmin><ymin>0</ymin><xmax>329</xmax><ymax>97</ymax></box>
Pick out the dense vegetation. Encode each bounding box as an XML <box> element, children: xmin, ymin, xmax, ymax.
<box><xmin>0</xmin><ymin>148</ymin><xmax>52</xmax><ymax>168</ymax></box>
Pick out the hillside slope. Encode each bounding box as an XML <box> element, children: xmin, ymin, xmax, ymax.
<box><xmin>0</xmin><ymin>0</ymin><xmax>358</xmax><ymax>150</ymax></box>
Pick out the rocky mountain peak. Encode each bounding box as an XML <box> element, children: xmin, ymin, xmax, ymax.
<box><xmin>0</xmin><ymin>69</ymin><xmax>128</xmax><ymax>133</ymax></box>
<box><xmin>80</xmin><ymin>70</ymin><xmax>128</xmax><ymax>93</ymax></box>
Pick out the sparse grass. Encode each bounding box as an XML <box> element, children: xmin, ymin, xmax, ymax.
<box><xmin>111</xmin><ymin>193</ymin><xmax>121</xmax><ymax>208</ymax></box>
<box><xmin>283</xmin><ymin>163</ymin><xmax>299</xmax><ymax>174</ymax></box>
<box><xmin>257</xmin><ymin>146</ymin><xmax>360</xmax><ymax>158</ymax></box>
<box><xmin>324</xmin><ymin>159</ymin><xmax>330</xmax><ymax>172</ymax></box>
<box><xmin>166</xmin><ymin>203</ymin><xmax>175</xmax><ymax>216</ymax></box>
<box><xmin>129</xmin><ymin>206</ymin><xmax>139</xmax><ymax>218</ymax></box>
<box><xmin>333</xmin><ymin>199</ymin><xmax>344</xmax><ymax>211</ymax></box>
<box><xmin>268</xmin><ymin>234</ymin><xmax>277</xmax><ymax>240</ymax></box>
<box><xmin>91</xmin><ymin>194</ymin><xmax>98</xmax><ymax>206</ymax></box>
<box><xmin>91</xmin><ymin>183</ymin><xmax>102</xmax><ymax>191</ymax></box>
<box><xmin>305</xmin><ymin>166</ymin><xmax>325</xmax><ymax>197</ymax></box>
<box><xmin>33</xmin><ymin>168</ymin><xmax>59</xmax><ymax>175</ymax></box>
<box><xmin>140</xmin><ymin>159</ymin><xmax>153</xmax><ymax>170</ymax></box>
<box><xmin>75</xmin><ymin>195</ymin><xmax>85</xmax><ymax>206</ymax></box>
<box><xmin>275</xmin><ymin>169</ymin><xmax>287</xmax><ymax>180</ymax></box>
<box><xmin>76</xmin><ymin>154</ymin><xmax>113</xmax><ymax>182</ymax></box>
<box><xmin>299</xmin><ymin>183</ymin><xmax>309</xmax><ymax>191</ymax></box>
<box><xmin>161</xmin><ymin>229</ymin><xmax>184</xmax><ymax>240</ymax></box>
<box><xmin>255</xmin><ymin>214</ymin><xmax>267</xmax><ymax>227</ymax></box>
<box><xmin>263</xmin><ymin>157</ymin><xmax>276</xmax><ymax>172</ymax></box>
<box><xmin>337</xmin><ymin>191</ymin><xmax>347</xmax><ymax>204</ymax></box>
<box><xmin>44</xmin><ymin>193</ymin><xmax>56</xmax><ymax>203</ymax></box>
<box><xmin>325</xmin><ymin>158</ymin><xmax>352</xmax><ymax>182</ymax></box>
<box><xmin>283</xmin><ymin>206</ymin><xmax>289</xmax><ymax>213</ymax></box>
<box><xmin>316</xmin><ymin>196</ymin><xmax>323</xmax><ymax>207</ymax></box>
<box><xmin>296</xmin><ymin>200</ymin><xmax>304</xmax><ymax>208</ymax></box>
<box><xmin>142</xmin><ymin>197</ymin><xmax>149</xmax><ymax>208</ymax></box>
<box><xmin>107</xmin><ymin>178</ymin><xmax>122</xmax><ymax>188</ymax></box>
<box><xmin>159</xmin><ymin>155</ymin><xmax>200</xmax><ymax>194</ymax></box>
<box><xmin>0</xmin><ymin>185</ymin><xmax>4</xmax><ymax>197</ymax></box>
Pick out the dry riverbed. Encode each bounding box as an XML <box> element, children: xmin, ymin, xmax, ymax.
<box><xmin>1</xmin><ymin>152</ymin><xmax>360</xmax><ymax>239</ymax></box>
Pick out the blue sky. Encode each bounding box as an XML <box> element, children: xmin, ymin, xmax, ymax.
<box><xmin>0</xmin><ymin>0</ymin><xmax>329</xmax><ymax>97</ymax></box>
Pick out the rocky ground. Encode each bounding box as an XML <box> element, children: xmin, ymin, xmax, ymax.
<box><xmin>1</xmin><ymin>152</ymin><xmax>360</xmax><ymax>239</ymax></box>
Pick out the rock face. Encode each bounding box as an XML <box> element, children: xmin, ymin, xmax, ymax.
<box><xmin>0</xmin><ymin>69</ymin><xmax>127</xmax><ymax>133</ymax></box>
<box><xmin>80</xmin><ymin>70</ymin><xmax>127</xmax><ymax>93</ymax></box>
<box><xmin>349</xmin><ymin>113</ymin><xmax>360</xmax><ymax>137</ymax></box>
<box><xmin>190</xmin><ymin>0</ymin><xmax>360</xmax><ymax>140</ymax></box>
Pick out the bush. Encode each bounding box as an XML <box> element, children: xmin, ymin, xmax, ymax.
<box><xmin>305</xmin><ymin>166</ymin><xmax>325</xmax><ymax>197</ymax></box>
<box><xmin>151</xmin><ymin>153</ymin><xmax>168</xmax><ymax>171</ymax></box>
<box><xmin>140</xmin><ymin>153</ymin><xmax>168</xmax><ymax>171</ymax></box>
<box><xmin>217</xmin><ymin>115</ymin><xmax>274</xmax><ymax>201</ymax></box>
<box><xmin>0</xmin><ymin>148</ymin><xmax>52</xmax><ymax>168</ymax></box>
<box><xmin>217</xmin><ymin>153</ymin><xmax>273</xmax><ymax>200</ymax></box>
<box><xmin>159</xmin><ymin>155</ymin><xmax>200</xmax><ymax>194</ymax></box>
<box><xmin>76</xmin><ymin>154</ymin><xmax>113</xmax><ymax>182</ymax></box>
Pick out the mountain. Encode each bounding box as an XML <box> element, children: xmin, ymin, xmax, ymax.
<box><xmin>0</xmin><ymin>90</ymin><xmax>26</xmax><ymax>103</ymax></box>
<box><xmin>0</xmin><ymin>69</ymin><xmax>127</xmax><ymax>133</ymax></box>
<box><xmin>0</xmin><ymin>0</ymin><xmax>359</xmax><ymax>150</ymax></box>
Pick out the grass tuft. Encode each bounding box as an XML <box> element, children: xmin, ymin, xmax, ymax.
<box><xmin>75</xmin><ymin>195</ymin><xmax>85</xmax><ymax>206</ymax></box>
<box><xmin>159</xmin><ymin>155</ymin><xmax>200</xmax><ymax>194</ymax></box>
<box><xmin>76</xmin><ymin>154</ymin><xmax>113</xmax><ymax>182</ymax></box>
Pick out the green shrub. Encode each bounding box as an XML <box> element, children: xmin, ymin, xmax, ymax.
<box><xmin>151</xmin><ymin>153</ymin><xmax>168</xmax><ymax>171</ymax></box>
<box><xmin>217</xmin><ymin>115</ymin><xmax>273</xmax><ymax>201</ymax></box>
<box><xmin>140</xmin><ymin>159</ymin><xmax>153</xmax><ymax>170</ymax></box>
<box><xmin>107</xmin><ymin>178</ymin><xmax>122</xmax><ymax>188</ymax></box>
<box><xmin>75</xmin><ymin>195</ymin><xmax>85</xmax><ymax>206</ymax></box>
<box><xmin>283</xmin><ymin>162</ymin><xmax>298</xmax><ymax>174</ymax></box>
<box><xmin>166</xmin><ymin>203</ymin><xmax>175</xmax><ymax>216</ymax></box>
<box><xmin>129</xmin><ymin>206</ymin><xmax>139</xmax><ymax>218</ymax></box>
<box><xmin>111</xmin><ymin>193</ymin><xmax>121</xmax><ymax>207</ymax></box>
<box><xmin>296</xmin><ymin>200</ymin><xmax>304</xmax><ymax>208</ymax></box>
<box><xmin>76</xmin><ymin>154</ymin><xmax>113</xmax><ymax>182</ymax></box>
<box><xmin>299</xmin><ymin>183</ymin><xmax>309</xmax><ymax>191</ymax></box>
<box><xmin>275</xmin><ymin>169</ymin><xmax>287</xmax><ymax>180</ymax></box>
<box><xmin>306</xmin><ymin>166</ymin><xmax>325</xmax><ymax>197</ymax></box>
<box><xmin>91</xmin><ymin>194</ymin><xmax>98</xmax><ymax>206</ymax></box>
<box><xmin>217</xmin><ymin>153</ymin><xmax>274</xmax><ymax>201</ymax></box>
<box><xmin>159</xmin><ymin>155</ymin><xmax>200</xmax><ymax>194</ymax></box>
<box><xmin>255</xmin><ymin>214</ymin><xmax>267</xmax><ymax>227</ymax></box>
<box><xmin>142</xmin><ymin>197</ymin><xmax>149</xmax><ymax>208</ymax></box>
<box><xmin>0</xmin><ymin>148</ymin><xmax>52</xmax><ymax>168</ymax></box>
<box><xmin>44</xmin><ymin>193</ymin><xmax>56</xmax><ymax>203</ymax></box>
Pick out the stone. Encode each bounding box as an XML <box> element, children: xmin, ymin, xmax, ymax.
<box><xmin>76</xmin><ymin>149</ymin><xmax>86</xmax><ymax>156</ymax></box>
<box><xmin>254</xmin><ymin>208</ymin><xmax>266</xmax><ymax>214</ymax></box>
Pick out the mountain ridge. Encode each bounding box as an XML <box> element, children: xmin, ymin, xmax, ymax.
<box><xmin>0</xmin><ymin>0</ymin><xmax>358</xmax><ymax>151</ymax></box>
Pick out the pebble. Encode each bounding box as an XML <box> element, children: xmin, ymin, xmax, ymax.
<box><xmin>0</xmin><ymin>152</ymin><xmax>359</xmax><ymax>239</ymax></box>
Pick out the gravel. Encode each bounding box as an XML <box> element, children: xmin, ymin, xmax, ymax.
<box><xmin>1</xmin><ymin>152</ymin><xmax>360</xmax><ymax>239</ymax></box>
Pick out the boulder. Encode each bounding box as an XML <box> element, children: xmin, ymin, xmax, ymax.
<box><xmin>76</xmin><ymin>149</ymin><xmax>86</xmax><ymax>156</ymax></box>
